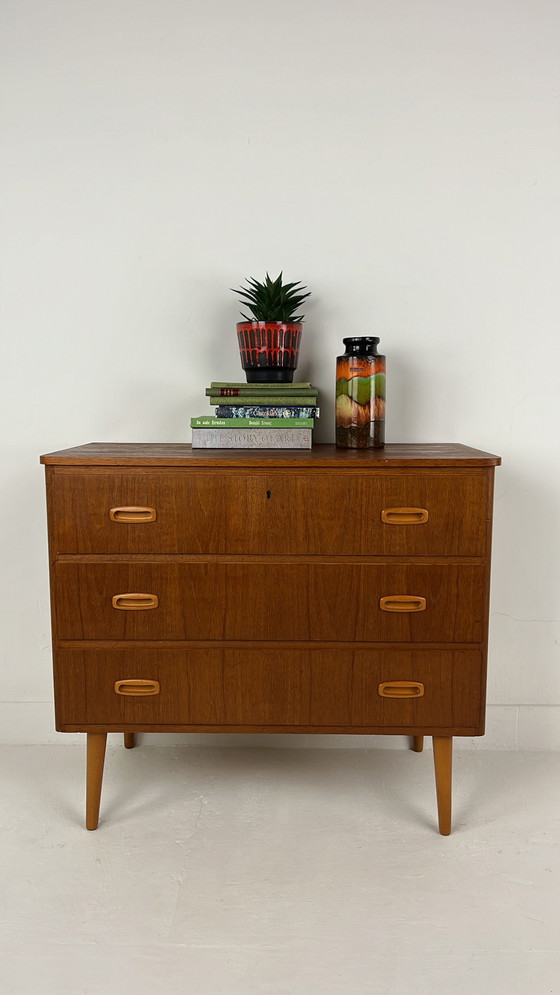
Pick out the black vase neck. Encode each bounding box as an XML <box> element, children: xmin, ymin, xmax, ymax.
<box><xmin>342</xmin><ymin>336</ymin><xmax>380</xmax><ymax>356</ymax></box>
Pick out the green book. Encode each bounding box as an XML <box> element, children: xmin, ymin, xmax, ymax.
<box><xmin>191</xmin><ymin>416</ymin><xmax>314</xmax><ymax>428</ymax></box>
<box><xmin>206</xmin><ymin>384</ymin><xmax>318</xmax><ymax>397</ymax></box>
<box><xmin>210</xmin><ymin>381</ymin><xmax>313</xmax><ymax>389</ymax></box>
<box><xmin>208</xmin><ymin>394</ymin><xmax>318</xmax><ymax>406</ymax></box>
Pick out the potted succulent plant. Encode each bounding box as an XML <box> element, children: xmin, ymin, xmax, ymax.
<box><xmin>231</xmin><ymin>272</ymin><xmax>311</xmax><ymax>382</ymax></box>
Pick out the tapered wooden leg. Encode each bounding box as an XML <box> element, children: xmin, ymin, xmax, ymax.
<box><xmin>411</xmin><ymin>736</ymin><xmax>424</xmax><ymax>752</ymax></box>
<box><xmin>432</xmin><ymin>736</ymin><xmax>453</xmax><ymax>835</ymax></box>
<box><xmin>86</xmin><ymin>733</ymin><xmax>107</xmax><ymax>830</ymax></box>
<box><xmin>124</xmin><ymin>732</ymin><xmax>136</xmax><ymax>749</ymax></box>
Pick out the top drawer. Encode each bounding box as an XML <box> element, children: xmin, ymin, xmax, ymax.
<box><xmin>47</xmin><ymin>468</ymin><xmax>490</xmax><ymax>556</ymax></box>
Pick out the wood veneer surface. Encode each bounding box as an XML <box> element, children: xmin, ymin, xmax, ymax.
<box><xmin>48</xmin><ymin>468</ymin><xmax>489</xmax><ymax>556</ymax></box>
<box><xmin>41</xmin><ymin>442</ymin><xmax>501</xmax><ymax>467</ymax></box>
<box><xmin>54</xmin><ymin>648</ymin><xmax>482</xmax><ymax>731</ymax></box>
<box><xmin>55</xmin><ymin>561</ymin><xmax>485</xmax><ymax>643</ymax></box>
<box><xmin>43</xmin><ymin>437</ymin><xmax>498</xmax><ymax>833</ymax></box>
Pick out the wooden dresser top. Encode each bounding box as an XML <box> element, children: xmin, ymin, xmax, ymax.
<box><xmin>40</xmin><ymin>442</ymin><xmax>501</xmax><ymax>468</ymax></box>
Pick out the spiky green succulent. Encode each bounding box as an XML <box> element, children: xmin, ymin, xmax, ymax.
<box><xmin>232</xmin><ymin>272</ymin><xmax>311</xmax><ymax>323</ymax></box>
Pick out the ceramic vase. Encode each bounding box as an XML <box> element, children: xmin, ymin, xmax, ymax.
<box><xmin>335</xmin><ymin>336</ymin><xmax>386</xmax><ymax>448</ymax></box>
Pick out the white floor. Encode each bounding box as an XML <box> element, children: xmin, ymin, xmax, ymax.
<box><xmin>1</xmin><ymin>745</ymin><xmax>559</xmax><ymax>995</ymax></box>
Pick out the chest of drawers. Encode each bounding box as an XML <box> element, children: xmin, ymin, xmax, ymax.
<box><xmin>41</xmin><ymin>442</ymin><xmax>500</xmax><ymax>833</ymax></box>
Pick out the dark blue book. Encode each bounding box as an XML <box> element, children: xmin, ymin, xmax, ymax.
<box><xmin>215</xmin><ymin>404</ymin><xmax>319</xmax><ymax>419</ymax></box>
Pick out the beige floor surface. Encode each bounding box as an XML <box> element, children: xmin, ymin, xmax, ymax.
<box><xmin>1</xmin><ymin>744</ymin><xmax>559</xmax><ymax>995</ymax></box>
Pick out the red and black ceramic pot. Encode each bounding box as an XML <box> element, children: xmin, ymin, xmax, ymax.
<box><xmin>236</xmin><ymin>321</ymin><xmax>302</xmax><ymax>383</ymax></box>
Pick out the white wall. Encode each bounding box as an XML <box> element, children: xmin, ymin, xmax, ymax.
<box><xmin>1</xmin><ymin>0</ymin><xmax>559</xmax><ymax>747</ymax></box>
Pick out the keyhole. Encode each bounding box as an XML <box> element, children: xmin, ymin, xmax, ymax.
<box><xmin>266</xmin><ymin>490</ymin><xmax>272</xmax><ymax>500</ymax></box>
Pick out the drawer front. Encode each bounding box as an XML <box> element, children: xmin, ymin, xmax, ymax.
<box><xmin>48</xmin><ymin>471</ymin><xmax>230</xmax><ymax>554</ymax></box>
<box><xmin>245</xmin><ymin>471</ymin><xmax>489</xmax><ymax>557</ymax></box>
<box><xmin>49</xmin><ymin>469</ymin><xmax>489</xmax><ymax>556</ymax></box>
<box><xmin>54</xmin><ymin>648</ymin><xmax>482</xmax><ymax>731</ymax></box>
<box><xmin>315</xmin><ymin>649</ymin><xmax>482</xmax><ymax>728</ymax></box>
<box><xmin>55</xmin><ymin>648</ymin><xmax>311</xmax><ymax>726</ymax></box>
<box><xmin>55</xmin><ymin>562</ymin><xmax>485</xmax><ymax>643</ymax></box>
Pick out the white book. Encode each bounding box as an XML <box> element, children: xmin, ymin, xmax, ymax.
<box><xmin>191</xmin><ymin>428</ymin><xmax>312</xmax><ymax>449</ymax></box>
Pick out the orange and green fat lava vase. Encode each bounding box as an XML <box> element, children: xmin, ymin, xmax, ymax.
<box><xmin>336</xmin><ymin>337</ymin><xmax>386</xmax><ymax>448</ymax></box>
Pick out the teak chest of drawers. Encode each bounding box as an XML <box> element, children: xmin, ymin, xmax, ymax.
<box><xmin>40</xmin><ymin>442</ymin><xmax>500</xmax><ymax>834</ymax></box>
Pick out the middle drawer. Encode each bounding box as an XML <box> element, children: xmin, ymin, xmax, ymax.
<box><xmin>55</xmin><ymin>562</ymin><xmax>484</xmax><ymax>643</ymax></box>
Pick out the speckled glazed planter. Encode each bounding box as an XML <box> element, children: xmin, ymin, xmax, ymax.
<box><xmin>336</xmin><ymin>336</ymin><xmax>386</xmax><ymax>448</ymax></box>
<box><xmin>237</xmin><ymin>321</ymin><xmax>302</xmax><ymax>383</ymax></box>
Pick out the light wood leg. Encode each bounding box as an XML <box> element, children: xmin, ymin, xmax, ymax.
<box><xmin>432</xmin><ymin>736</ymin><xmax>453</xmax><ymax>835</ymax></box>
<box><xmin>124</xmin><ymin>732</ymin><xmax>136</xmax><ymax>749</ymax></box>
<box><xmin>411</xmin><ymin>736</ymin><xmax>424</xmax><ymax>752</ymax></box>
<box><xmin>86</xmin><ymin>733</ymin><xmax>107</xmax><ymax>830</ymax></box>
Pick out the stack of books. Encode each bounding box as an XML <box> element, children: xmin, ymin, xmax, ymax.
<box><xmin>191</xmin><ymin>382</ymin><xmax>320</xmax><ymax>449</ymax></box>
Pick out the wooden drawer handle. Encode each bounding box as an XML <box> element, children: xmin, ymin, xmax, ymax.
<box><xmin>112</xmin><ymin>593</ymin><xmax>159</xmax><ymax>611</ymax></box>
<box><xmin>378</xmin><ymin>681</ymin><xmax>425</xmax><ymax>698</ymax></box>
<box><xmin>109</xmin><ymin>507</ymin><xmax>157</xmax><ymax>523</ymax></box>
<box><xmin>381</xmin><ymin>508</ymin><xmax>429</xmax><ymax>525</ymax></box>
<box><xmin>380</xmin><ymin>595</ymin><xmax>426</xmax><ymax>612</ymax></box>
<box><xmin>114</xmin><ymin>679</ymin><xmax>160</xmax><ymax>696</ymax></box>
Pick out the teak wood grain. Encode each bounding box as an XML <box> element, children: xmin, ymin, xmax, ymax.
<box><xmin>54</xmin><ymin>647</ymin><xmax>482</xmax><ymax>731</ymax></box>
<box><xmin>41</xmin><ymin>442</ymin><xmax>501</xmax><ymax>467</ymax></box>
<box><xmin>48</xmin><ymin>468</ymin><xmax>489</xmax><ymax>556</ymax></box>
<box><xmin>41</xmin><ymin>442</ymin><xmax>500</xmax><ymax>833</ymax></box>
<box><xmin>54</xmin><ymin>561</ymin><xmax>485</xmax><ymax>643</ymax></box>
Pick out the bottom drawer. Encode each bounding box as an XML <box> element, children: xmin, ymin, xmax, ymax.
<box><xmin>54</xmin><ymin>648</ymin><xmax>483</xmax><ymax>733</ymax></box>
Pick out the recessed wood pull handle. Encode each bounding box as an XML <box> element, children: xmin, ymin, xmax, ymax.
<box><xmin>112</xmin><ymin>593</ymin><xmax>159</xmax><ymax>610</ymax></box>
<box><xmin>378</xmin><ymin>681</ymin><xmax>425</xmax><ymax>698</ymax></box>
<box><xmin>380</xmin><ymin>595</ymin><xmax>427</xmax><ymax>612</ymax></box>
<box><xmin>114</xmin><ymin>679</ymin><xmax>160</xmax><ymax>696</ymax></box>
<box><xmin>381</xmin><ymin>508</ymin><xmax>429</xmax><ymax>525</ymax></box>
<box><xmin>109</xmin><ymin>507</ymin><xmax>157</xmax><ymax>523</ymax></box>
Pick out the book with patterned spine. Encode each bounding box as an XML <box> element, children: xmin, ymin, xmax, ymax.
<box><xmin>216</xmin><ymin>405</ymin><xmax>319</xmax><ymax>419</ymax></box>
